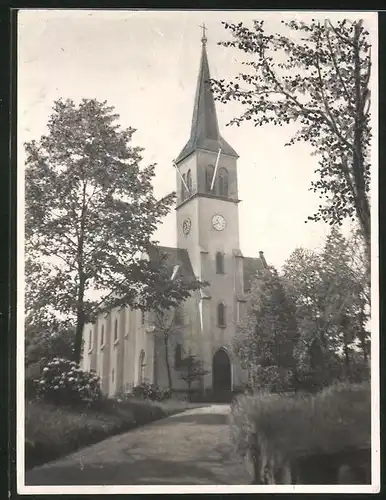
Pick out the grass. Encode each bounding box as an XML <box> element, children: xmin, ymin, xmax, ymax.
<box><xmin>229</xmin><ymin>382</ymin><xmax>371</xmax><ymax>461</ymax></box>
<box><xmin>25</xmin><ymin>397</ymin><xmax>206</xmax><ymax>470</ymax></box>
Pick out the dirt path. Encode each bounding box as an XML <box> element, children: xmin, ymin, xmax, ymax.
<box><xmin>25</xmin><ymin>405</ymin><xmax>251</xmax><ymax>485</ymax></box>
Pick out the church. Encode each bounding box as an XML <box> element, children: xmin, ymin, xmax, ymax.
<box><xmin>81</xmin><ymin>31</ymin><xmax>267</xmax><ymax>399</ymax></box>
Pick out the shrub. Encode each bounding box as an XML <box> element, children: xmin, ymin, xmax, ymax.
<box><xmin>131</xmin><ymin>382</ymin><xmax>171</xmax><ymax>401</ymax></box>
<box><xmin>34</xmin><ymin>357</ymin><xmax>102</xmax><ymax>405</ymax></box>
<box><xmin>229</xmin><ymin>381</ymin><xmax>371</xmax><ymax>463</ymax></box>
<box><xmin>249</xmin><ymin>365</ymin><xmax>293</xmax><ymax>393</ymax></box>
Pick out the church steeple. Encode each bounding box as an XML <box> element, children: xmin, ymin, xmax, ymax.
<box><xmin>175</xmin><ymin>29</ymin><xmax>238</xmax><ymax>164</ymax></box>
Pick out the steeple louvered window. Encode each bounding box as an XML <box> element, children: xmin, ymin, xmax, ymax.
<box><xmin>186</xmin><ymin>169</ymin><xmax>192</xmax><ymax>194</ymax></box>
<box><xmin>205</xmin><ymin>165</ymin><xmax>215</xmax><ymax>193</ymax></box>
<box><xmin>181</xmin><ymin>174</ymin><xmax>187</xmax><ymax>201</ymax></box>
<box><xmin>218</xmin><ymin>167</ymin><xmax>229</xmax><ymax>197</ymax></box>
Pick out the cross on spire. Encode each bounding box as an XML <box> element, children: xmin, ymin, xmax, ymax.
<box><xmin>200</xmin><ymin>23</ymin><xmax>207</xmax><ymax>45</ymax></box>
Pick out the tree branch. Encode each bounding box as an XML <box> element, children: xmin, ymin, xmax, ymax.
<box><xmin>324</xmin><ymin>21</ymin><xmax>355</xmax><ymax>113</ymax></box>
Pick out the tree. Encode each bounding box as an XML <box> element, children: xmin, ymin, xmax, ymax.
<box><xmin>136</xmin><ymin>252</ymin><xmax>205</xmax><ymax>391</ymax></box>
<box><xmin>233</xmin><ymin>266</ymin><xmax>298</xmax><ymax>389</ymax></box>
<box><xmin>179</xmin><ymin>353</ymin><xmax>209</xmax><ymax>397</ymax></box>
<box><xmin>282</xmin><ymin>228</ymin><xmax>370</xmax><ymax>385</ymax></box>
<box><xmin>210</xmin><ymin>19</ymin><xmax>371</xmax><ymax>263</ymax></box>
<box><xmin>25</xmin><ymin>98</ymin><xmax>175</xmax><ymax>363</ymax></box>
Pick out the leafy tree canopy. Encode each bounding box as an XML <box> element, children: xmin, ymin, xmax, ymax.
<box><xmin>210</xmin><ymin>18</ymin><xmax>371</xmax><ymax>261</ymax></box>
<box><xmin>25</xmin><ymin>98</ymin><xmax>176</xmax><ymax>362</ymax></box>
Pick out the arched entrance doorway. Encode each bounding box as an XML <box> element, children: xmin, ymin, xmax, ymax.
<box><xmin>212</xmin><ymin>348</ymin><xmax>232</xmax><ymax>402</ymax></box>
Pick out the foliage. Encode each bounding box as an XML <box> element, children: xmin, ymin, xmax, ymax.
<box><xmin>25</xmin><ymin>98</ymin><xmax>175</xmax><ymax>362</ymax></box>
<box><xmin>33</xmin><ymin>357</ymin><xmax>102</xmax><ymax>405</ymax></box>
<box><xmin>248</xmin><ymin>365</ymin><xmax>293</xmax><ymax>393</ymax></box>
<box><xmin>282</xmin><ymin>227</ymin><xmax>370</xmax><ymax>387</ymax></box>
<box><xmin>130</xmin><ymin>382</ymin><xmax>172</xmax><ymax>401</ymax></box>
<box><xmin>229</xmin><ymin>382</ymin><xmax>370</xmax><ymax>465</ymax></box>
<box><xmin>179</xmin><ymin>353</ymin><xmax>209</xmax><ymax>394</ymax></box>
<box><xmin>233</xmin><ymin>266</ymin><xmax>298</xmax><ymax>390</ymax></box>
<box><xmin>210</xmin><ymin>19</ymin><xmax>371</xmax><ymax>260</ymax></box>
<box><xmin>25</xmin><ymin>321</ymin><xmax>76</xmax><ymax>366</ymax></box>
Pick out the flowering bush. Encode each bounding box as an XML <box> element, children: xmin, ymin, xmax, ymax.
<box><xmin>34</xmin><ymin>357</ymin><xmax>102</xmax><ymax>405</ymax></box>
<box><xmin>131</xmin><ymin>382</ymin><xmax>171</xmax><ymax>401</ymax></box>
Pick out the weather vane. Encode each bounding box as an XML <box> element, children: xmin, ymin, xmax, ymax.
<box><xmin>199</xmin><ymin>23</ymin><xmax>207</xmax><ymax>45</ymax></box>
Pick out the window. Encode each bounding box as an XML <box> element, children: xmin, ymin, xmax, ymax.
<box><xmin>216</xmin><ymin>252</ymin><xmax>225</xmax><ymax>274</ymax></box>
<box><xmin>175</xmin><ymin>343</ymin><xmax>182</xmax><ymax>369</ymax></box>
<box><xmin>186</xmin><ymin>169</ymin><xmax>192</xmax><ymax>194</ymax></box>
<box><xmin>181</xmin><ymin>174</ymin><xmax>187</xmax><ymax>201</ymax></box>
<box><xmin>139</xmin><ymin>350</ymin><xmax>146</xmax><ymax>384</ymax></box>
<box><xmin>174</xmin><ymin>307</ymin><xmax>182</xmax><ymax>325</ymax></box>
<box><xmin>205</xmin><ymin>165</ymin><xmax>215</xmax><ymax>192</ymax></box>
<box><xmin>218</xmin><ymin>167</ymin><xmax>229</xmax><ymax>197</ymax></box>
<box><xmin>114</xmin><ymin>319</ymin><xmax>118</xmax><ymax>341</ymax></box>
<box><xmin>112</xmin><ymin>368</ymin><xmax>115</xmax><ymax>383</ymax></box>
<box><xmin>217</xmin><ymin>302</ymin><xmax>226</xmax><ymax>327</ymax></box>
<box><xmin>88</xmin><ymin>329</ymin><xmax>92</xmax><ymax>350</ymax></box>
<box><xmin>100</xmin><ymin>325</ymin><xmax>104</xmax><ymax>346</ymax></box>
<box><xmin>141</xmin><ymin>310</ymin><xmax>146</xmax><ymax>325</ymax></box>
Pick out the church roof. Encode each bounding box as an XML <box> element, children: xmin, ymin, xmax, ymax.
<box><xmin>148</xmin><ymin>245</ymin><xmax>196</xmax><ymax>280</ymax></box>
<box><xmin>175</xmin><ymin>38</ymin><xmax>239</xmax><ymax>164</ymax></box>
<box><xmin>148</xmin><ymin>245</ymin><xmax>267</xmax><ymax>294</ymax></box>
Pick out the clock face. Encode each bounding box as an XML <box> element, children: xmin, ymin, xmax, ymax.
<box><xmin>182</xmin><ymin>218</ymin><xmax>191</xmax><ymax>235</ymax></box>
<box><xmin>212</xmin><ymin>214</ymin><xmax>226</xmax><ymax>231</ymax></box>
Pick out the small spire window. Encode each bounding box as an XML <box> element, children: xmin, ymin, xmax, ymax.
<box><xmin>216</xmin><ymin>252</ymin><xmax>225</xmax><ymax>274</ymax></box>
<box><xmin>89</xmin><ymin>329</ymin><xmax>92</xmax><ymax>350</ymax></box>
<box><xmin>218</xmin><ymin>167</ymin><xmax>229</xmax><ymax>197</ymax></box>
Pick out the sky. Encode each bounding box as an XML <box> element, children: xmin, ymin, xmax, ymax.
<box><xmin>17</xmin><ymin>9</ymin><xmax>378</xmax><ymax>270</ymax></box>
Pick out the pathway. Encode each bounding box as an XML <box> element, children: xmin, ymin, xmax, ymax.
<box><xmin>25</xmin><ymin>404</ymin><xmax>251</xmax><ymax>485</ymax></box>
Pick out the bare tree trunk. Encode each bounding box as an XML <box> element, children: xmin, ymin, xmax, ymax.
<box><xmin>74</xmin><ymin>275</ymin><xmax>85</xmax><ymax>364</ymax></box>
<box><xmin>163</xmin><ymin>332</ymin><xmax>173</xmax><ymax>391</ymax></box>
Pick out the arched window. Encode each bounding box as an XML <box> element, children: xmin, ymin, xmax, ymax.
<box><xmin>138</xmin><ymin>350</ymin><xmax>146</xmax><ymax>384</ymax></box>
<box><xmin>218</xmin><ymin>167</ymin><xmax>229</xmax><ymax>197</ymax></box>
<box><xmin>205</xmin><ymin>165</ymin><xmax>215</xmax><ymax>192</ymax></box>
<box><xmin>181</xmin><ymin>174</ymin><xmax>187</xmax><ymax>201</ymax></box>
<box><xmin>217</xmin><ymin>302</ymin><xmax>226</xmax><ymax>327</ymax></box>
<box><xmin>100</xmin><ymin>325</ymin><xmax>104</xmax><ymax>346</ymax></box>
<box><xmin>186</xmin><ymin>169</ymin><xmax>192</xmax><ymax>194</ymax></box>
<box><xmin>114</xmin><ymin>319</ymin><xmax>118</xmax><ymax>341</ymax></box>
<box><xmin>175</xmin><ymin>343</ymin><xmax>182</xmax><ymax>369</ymax></box>
<box><xmin>216</xmin><ymin>252</ymin><xmax>225</xmax><ymax>274</ymax></box>
<box><xmin>174</xmin><ymin>307</ymin><xmax>182</xmax><ymax>325</ymax></box>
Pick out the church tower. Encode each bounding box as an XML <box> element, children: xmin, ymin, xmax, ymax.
<box><xmin>175</xmin><ymin>29</ymin><xmax>245</xmax><ymax>393</ymax></box>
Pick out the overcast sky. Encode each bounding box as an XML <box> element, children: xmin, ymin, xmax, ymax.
<box><xmin>18</xmin><ymin>10</ymin><xmax>378</xmax><ymax>270</ymax></box>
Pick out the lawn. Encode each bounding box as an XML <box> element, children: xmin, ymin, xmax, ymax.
<box><xmin>25</xmin><ymin>397</ymin><xmax>206</xmax><ymax>470</ymax></box>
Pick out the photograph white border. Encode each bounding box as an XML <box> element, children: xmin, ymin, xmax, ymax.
<box><xmin>16</xmin><ymin>8</ymin><xmax>380</xmax><ymax>495</ymax></box>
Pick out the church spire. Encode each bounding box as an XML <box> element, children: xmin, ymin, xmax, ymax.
<box><xmin>175</xmin><ymin>27</ymin><xmax>238</xmax><ymax>164</ymax></box>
